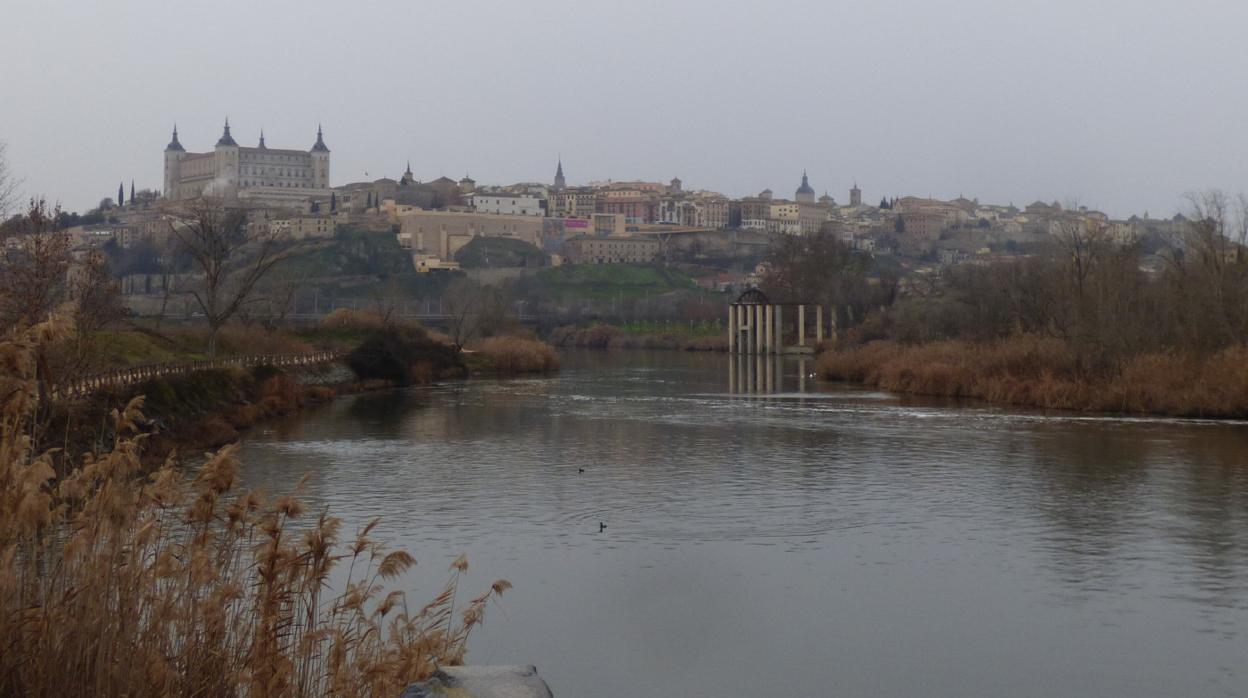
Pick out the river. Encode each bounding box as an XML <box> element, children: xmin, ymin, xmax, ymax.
<box><xmin>238</xmin><ymin>350</ymin><xmax>1248</xmax><ymax>697</ymax></box>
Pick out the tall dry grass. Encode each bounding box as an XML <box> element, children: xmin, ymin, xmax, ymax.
<box><xmin>1</xmin><ymin>313</ymin><xmax>509</xmax><ymax>696</ymax></box>
<box><xmin>816</xmin><ymin>335</ymin><xmax>1248</xmax><ymax>417</ymax></box>
<box><xmin>477</xmin><ymin>337</ymin><xmax>559</xmax><ymax>374</ymax></box>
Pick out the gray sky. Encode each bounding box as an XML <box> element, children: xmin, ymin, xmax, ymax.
<box><xmin>2</xmin><ymin>0</ymin><xmax>1246</xmax><ymax>218</ymax></box>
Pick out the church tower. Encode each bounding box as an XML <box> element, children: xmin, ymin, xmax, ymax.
<box><xmin>310</xmin><ymin>124</ymin><xmax>331</xmax><ymax>189</ymax></box>
<box><xmin>163</xmin><ymin>125</ymin><xmax>184</xmax><ymax>200</ymax></box>
<box><xmin>213</xmin><ymin>118</ymin><xmax>240</xmax><ymax>197</ymax></box>
<box><xmin>553</xmin><ymin>157</ymin><xmax>566</xmax><ymax>191</ymax></box>
<box><xmin>850</xmin><ymin>182</ymin><xmax>862</xmax><ymax>207</ymax></box>
<box><xmin>795</xmin><ymin>170</ymin><xmax>815</xmax><ymax>204</ymax></box>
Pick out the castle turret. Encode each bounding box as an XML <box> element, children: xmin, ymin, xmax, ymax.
<box><xmin>163</xmin><ymin>125</ymin><xmax>184</xmax><ymax>200</ymax></box>
<box><xmin>310</xmin><ymin>124</ymin><xmax>330</xmax><ymax>189</ymax></box>
<box><xmin>213</xmin><ymin>118</ymin><xmax>240</xmax><ymax>197</ymax></box>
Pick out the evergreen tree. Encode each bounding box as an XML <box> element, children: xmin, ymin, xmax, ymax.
<box><xmin>879</xmin><ymin>196</ymin><xmax>889</xmax><ymax>209</ymax></box>
<box><xmin>330</xmin><ymin>192</ymin><xmax>337</xmax><ymax>212</ymax></box>
<box><xmin>894</xmin><ymin>215</ymin><xmax>906</xmax><ymax>234</ymax></box>
<box><xmin>118</xmin><ymin>182</ymin><xmax>124</xmax><ymax>207</ymax></box>
<box><xmin>130</xmin><ymin>180</ymin><xmax>136</xmax><ymax>207</ymax></box>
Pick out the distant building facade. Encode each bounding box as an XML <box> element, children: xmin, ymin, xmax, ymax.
<box><xmin>163</xmin><ymin>121</ymin><xmax>331</xmax><ymax>208</ymax></box>
<box><xmin>564</xmin><ymin>234</ymin><xmax>660</xmax><ymax>264</ymax></box>
<box><xmin>470</xmin><ymin>192</ymin><xmax>545</xmax><ymax>216</ymax></box>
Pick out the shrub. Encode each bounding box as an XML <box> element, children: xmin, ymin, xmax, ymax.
<box><xmin>477</xmin><ymin>337</ymin><xmax>559</xmax><ymax>374</ymax></box>
<box><xmin>346</xmin><ymin>327</ymin><xmax>464</xmax><ymax>386</ymax></box>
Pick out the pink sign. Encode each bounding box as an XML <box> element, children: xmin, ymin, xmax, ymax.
<box><xmin>565</xmin><ymin>219</ymin><xmax>589</xmax><ymax>229</ymax></box>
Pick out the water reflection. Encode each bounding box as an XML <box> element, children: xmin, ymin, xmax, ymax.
<box><xmin>240</xmin><ymin>350</ymin><xmax>1248</xmax><ymax>698</ymax></box>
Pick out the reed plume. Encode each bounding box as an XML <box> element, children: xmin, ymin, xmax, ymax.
<box><xmin>0</xmin><ymin>312</ymin><xmax>509</xmax><ymax>696</ymax></box>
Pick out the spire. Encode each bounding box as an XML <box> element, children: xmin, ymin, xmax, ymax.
<box><xmin>166</xmin><ymin>124</ymin><xmax>184</xmax><ymax>151</ymax></box>
<box><xmin>258</xmin><ymin>129</ymin><xmax>267</xmax><ymax>149</ymax></box>
<box><xmin>405</xmin><ymin>160</ymin><xmax>412</xmax><ymax>176</ymax></box>
<box><xmin>216</xmin><ymin>118</ymin><xmax>237</xmax><ymax>147</ymax></box>
<box><xmin>311</xmin><ymin>123</ymin><xmax>329</xmax><ymax>152</ymax></box>
<box><xmin>554</xmin><ymin>155</ymin><xmax>566</xmax><ymax>190</ymax></box>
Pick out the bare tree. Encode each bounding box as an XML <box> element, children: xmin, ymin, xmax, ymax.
<box><xmin>0</xmin><ymin>198</ymin><xmax>71</xmax><ymax>332</ymax></box>
<box><xmin>170</xmin><ymin>198</ymin><xmax>288</xmax><ymax>357</ymax></box>
<box><xmin>0</xmin><ymin>142</ymin><xmax>21</xmax><ymax>220</ymax></box>
<box><xmin>442</xmin><ymin>277</ymin><xmax>493</xmax><ymax>349</ymax></box>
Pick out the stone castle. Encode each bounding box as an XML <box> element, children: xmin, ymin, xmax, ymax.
<box><xmin>163</xmin><ymin>120</ymin><xmax>331</xmax><ymax>207</ymax></box>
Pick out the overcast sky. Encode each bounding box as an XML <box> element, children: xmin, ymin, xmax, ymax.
<box><xmin>2</xmin><ymin>0</ymin><xmax>1246</xmax><ymax>217</ymax></box>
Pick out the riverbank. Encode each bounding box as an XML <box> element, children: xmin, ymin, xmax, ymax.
<box><xmin>815</xmin><ymin>336</ymin><xmax>1248</xmax><ymax>418</ymax></box>
<box><xmin>549</xmin><ymin>322</ymin><xmax>727</xmax><ymax>352</ymax></box>
<box><xmin>2</xmin><ymin>316</ymin><xmax>511</xmax><ymax>697</ymax></box>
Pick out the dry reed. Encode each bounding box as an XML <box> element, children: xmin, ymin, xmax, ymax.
<box><xmin>0</xmin><ymin>312</ymin><xmax>510</xmax><ymax>697</ymax></box>
<box><xmin>816</xmin><ymin>336</ymin><xmax>1248</xmax><ymax>417</ymax></box>
<box><xmin>477</xmin><ymin>337</ymin><xmax>559</xmax><ymax>374</ymax></box>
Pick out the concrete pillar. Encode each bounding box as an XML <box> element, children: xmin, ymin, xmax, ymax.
<box><xmin>753</xmin><ymin>305</ymin><xmax>763</xmax><ymax>354</ymax></box>
<box><xmin>754</xmin><ymin>305</ymin><xmax>763</xmax><ymax>354</ymax></box>
<box><xmin>728</xmin><ymin>305</ymin><xmax>736</xmax><ymax>353</ymax></box>
<box><xmin>728</xmin><ymin>350</ymin><xmax>736</xmax><ymax>393</ymax></box>
<box><xmin>816</xmin><ymin>305</ymin><xmax>824</xmax><ymax>344</ymax></box>
<box><xmin>774</xmin><ymin>304</ymin><xmax>783</xmax><ymax>355</ymax></box>
<box><xmin>798</xmin><ymin>305</ymin><xmax>806</xmax><ymax>346</ymax></box>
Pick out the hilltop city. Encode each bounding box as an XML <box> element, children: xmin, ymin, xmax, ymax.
<box><xmin>41</xmin><ymin>119</ymin><xmax>1188</xmax><ymax>295</ymax></box>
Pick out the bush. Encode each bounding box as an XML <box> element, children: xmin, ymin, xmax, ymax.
<box><xmin>477</xmin><ymin>337</ymin><xmax>559</xmax><ymax>374</ymax></box>
<box><xmin>346</xmin><ymin>327</ymin><xmax>464</xmax><ymax>386</ymax></box>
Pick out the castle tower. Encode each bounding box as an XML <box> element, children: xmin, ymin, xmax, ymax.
<box><xmin>795</xmin><ymin>170</ymin><xmax>815</xmax><ymax>204</ymax></box>
<box><xmin>850</xmin><ymin>182</ymin><xmax>862</xmax><ymax>207</ymax></box>
<box><xmin>553</xmin><ymin>157</ymin><xmax>566</xmax><ymax>191</ymax></box>
<box><xmin>213</xmin><ymin>118</ymin><xmax>240</xmax><ymax>197</ymax></box>
<box><xmin>163</xmin><ymin>124</ymin><xmax>184</xmax><ymax>200</ymax></box>
<box><xmin>310</xmin><ymin>124</ymin><xmax>330</xmax><ymax>189</ymax></box>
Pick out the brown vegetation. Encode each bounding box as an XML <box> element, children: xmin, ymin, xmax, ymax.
<box><xmin>476</xmin><ymin>337</ymin><xmax>559</xmax><ymax>374</ymax></box>
<box><xmin>803</xmin><ymin>191</ymin><xmax>1248</xmax><ymax>418</ymax></box>
<box><xmin>816</xmin><ymin>336</ymin><xmax>1248</xmax><ymax>418</ymax></box>
<box><xmin>1</xmin><ymin>313</ymin><xmax>510</xmax><ymax>696</ymax></box>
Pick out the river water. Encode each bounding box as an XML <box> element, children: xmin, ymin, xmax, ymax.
<box><xmin>238</xmin><ymin>350</ymin><xmax>1248</xmax><ymax>697</ymax></box>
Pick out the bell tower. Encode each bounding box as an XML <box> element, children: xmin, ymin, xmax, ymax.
<box><xmin>163</xmin><ymin>124</ymin><xmax>184</xmax><ymax>200</ymax></box>
<box><xmin>310</xmin><ymin>124</ymin><xmax>331</xmax><ymax>189</ymax></box>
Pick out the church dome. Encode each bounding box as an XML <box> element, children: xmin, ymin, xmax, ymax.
<box><xmin>796</xmin><ymin>171</ymin><xmax>815</xmax><ymax>196</ymax></box>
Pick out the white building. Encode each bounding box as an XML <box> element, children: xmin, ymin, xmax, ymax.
<box><xmin>469</xmin><ymin>192</ymin><xmax>545</xmax><ymax>217</ymax></box>
<box><xmin>163</xmin><ymin>120</ymin><xmax>331</xmax><ymax>210</ymax></box>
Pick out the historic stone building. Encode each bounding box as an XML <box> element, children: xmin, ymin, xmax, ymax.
<box><xmin>163</xmin><ymin>121</ymin><xmax>331</xmax><ymax>208</ymax></box>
